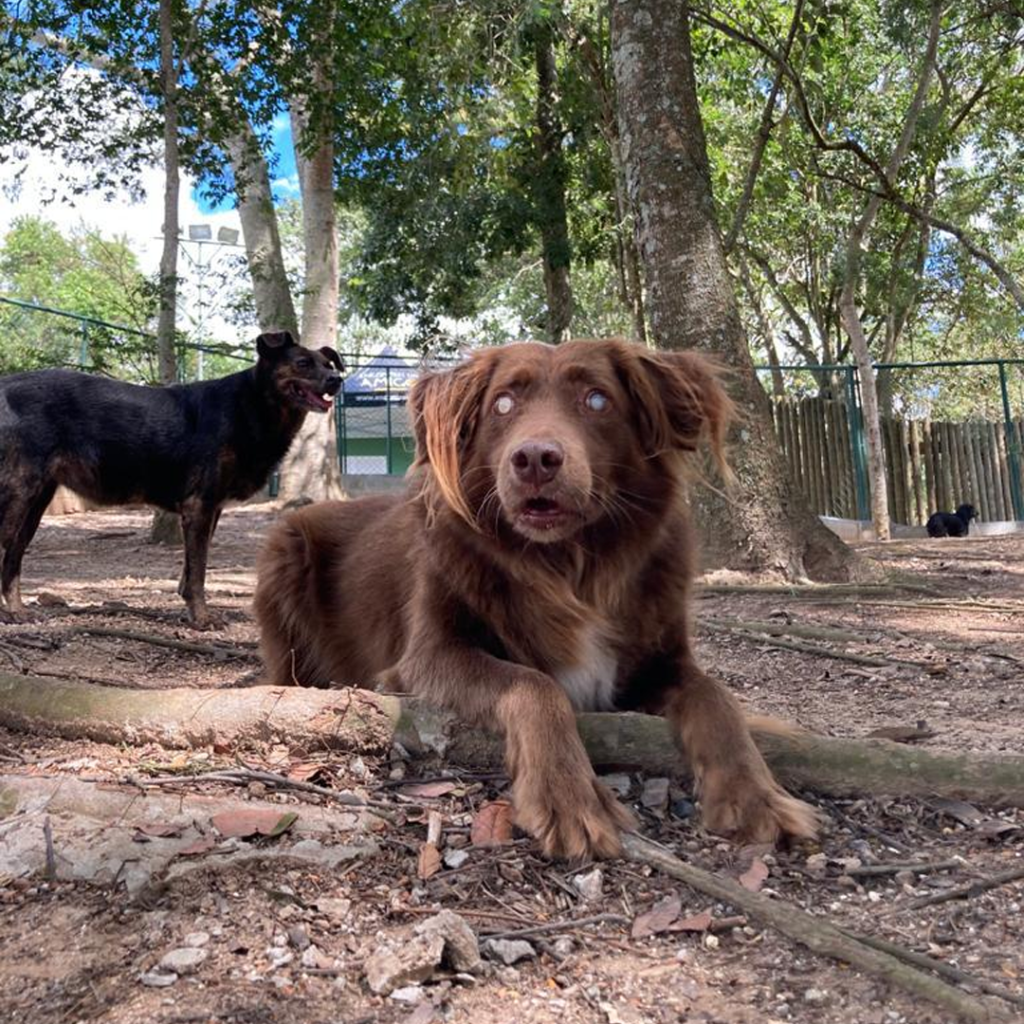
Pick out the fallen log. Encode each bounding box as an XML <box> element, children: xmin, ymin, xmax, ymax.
<box><xmin>2</xmin><ymin>673</ymin><xmax>1024</xmax><ymax>806</ymax></box>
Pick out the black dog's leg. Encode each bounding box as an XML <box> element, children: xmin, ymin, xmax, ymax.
<box><xmin>177</xmin><ymin>507</ymin><xmax>221</xmax><ymax>600</ymax></box>
<box><xmin>179</xmin><ymin>498</ymin><xmax>220</xmax><ymax>627</ymax></box>
<box><xmin>0</xmin><ymin>482</ymin><xmax>56</xmax><ymax>615</ymax></box>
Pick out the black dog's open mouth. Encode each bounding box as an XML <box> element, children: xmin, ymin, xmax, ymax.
<box><xmin>289</xmin><ymin>381</ymin><xmax>334</xmax><ymax>413</ymax></box>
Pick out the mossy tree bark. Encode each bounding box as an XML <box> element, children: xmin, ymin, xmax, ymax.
<box><xmin>608</xmin><ymin>0</ymin><xmax>871</xmax><ymax>581</ymax></box>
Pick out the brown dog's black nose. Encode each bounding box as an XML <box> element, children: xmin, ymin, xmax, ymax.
<box><xmin>510</xmin><ymin>441</ymin><xmax>564</xmax><ymax>486</ymax></box>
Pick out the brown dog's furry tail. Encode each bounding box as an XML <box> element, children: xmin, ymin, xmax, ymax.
<box><xmin>254</xmin><ymin>509</ymin><xmax>328</xmax><ymax>687</ymax></box>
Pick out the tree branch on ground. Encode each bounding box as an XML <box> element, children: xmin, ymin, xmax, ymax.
<box><xmin>5</xmin><ymin>677</ymin><xmax>1024</xmax><ymax>806</ymax></box>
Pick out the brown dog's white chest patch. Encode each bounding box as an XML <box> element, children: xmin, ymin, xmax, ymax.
<box><xmin>553</xmin><ymin>625</ymin><xmax>618</xmax><ymax>711</ymax></box>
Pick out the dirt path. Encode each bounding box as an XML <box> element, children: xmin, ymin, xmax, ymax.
<box><xmin>0</xmin><ymin>507</ymin><xmax>1021</xmax><ymax>1024</ymax></box>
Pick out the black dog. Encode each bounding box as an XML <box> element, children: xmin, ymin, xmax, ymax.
<box><xmin>0</xmin><ymin>331</ymin><xmax>342</xmax><ymax>625</ymax></box>
<box><xmin>926</xmin><ymin>503</ymin><xmax>978</xmax><ymax>538</ymax></box>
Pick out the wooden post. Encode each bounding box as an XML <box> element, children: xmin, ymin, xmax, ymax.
<box><xmin>832</xmin><ymin>400</ymin><xmax>854</xmax><ymax>519</ymax></box>
<box><xmin>992</xmin><ymin>422</ymin><xmax>1012</xmax><ymax>520</ymax></box>
<box><xmin>810</xmin><ymin>398</ymin><xmax>826</xmax><ymax>513</ymax></box>
<box><xmin>797</xmin><ymin>400</ymin><xmax>814</xmax><ymax>512</ymax></box>
<box><xmin>901</xmin><ymin>419</ymin><xmax>919</xmax><ymax>525</ymax></box>
<box><xmin>948</xmin><ymin>423</ymin><xmax>965</xmax><ymax>513</ymax></box>
<box><xmin>986</xmin><ymin>422</ymin><xmax>1008</xmax><ymax>520</ymax></box>
<box><xmin>966</xmin><ymin>423</ymin><xmax>987</xmax><ymax>519</ymax></box>
<box><xmin>882</xmin><ymin>419</ymin><xmax>899</xmax><ymax>525</ymax></box>
<box><xmin>826</xmin><ymin>399</ymin><xmax>840</xmax><ymax>516</ymax></box>
<box><xmin>921</xmin><ymin>419</ymin><xmax>937</xmax><ymax>514</ymax></box>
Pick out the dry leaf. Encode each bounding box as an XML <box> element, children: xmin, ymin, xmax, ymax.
<box><xmin>738</xmin><ymin>857</ymin><xmax>769</xmax><ymax>893</ymax></box>
<box><xmin>417</xmin><ymin>841</ymin><xmax>441</xmax><ymax>880</ymax></box>
<box><xmin>134</xmin><ymin>822</ymin><xmax>182</xmax><ymax>838</ymax></box>
<box><xmin>669</xmin><ymin>910</ymin><xmax>714</xmax><ymax>933</ymax></box>
<box><xmin>630</xmin><ymin>893</ymin><xmax>682</xmax><ymax>939</ymax></box>
<box><xmin>177</xmin><ymin>836</ymin><xmax>217</xmax><ymax>857</ymax></box>
<box><xmin>406</xmin><ymin>1003</ymin><xmax>436</xmax><ymax>1024</ymax></box>
<box><xmin>211</xmin><ymin>809</ymin><xmax>299</xmax><ymax>839</ymax></box>
<box><xmin>867</xmin><ymin>723</ymin><xmax>937</xmax><ymax>743</ymax></box>
<box><xmin>287</xmin><ymin>761</ymin><xmax>325</xmax><ymax>782</ymax></box>
<box><xmin>929</xmin><ymin>797</ymin><xmax>984</xmax><ymax>827</ymax></box>
<box><xmin>402</xmin><ymin>781</ymin><xmax>458</xmax><ymax>799</ymax></box>
<box><xmin>470</xmin><ymin>800</ymin><xmax>514</xmax><ymax>848</ymax></box>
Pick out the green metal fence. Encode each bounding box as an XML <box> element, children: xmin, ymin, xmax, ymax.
<box><xmin>0</xmin><ymin>295</ymin><xmax>252</xmax><ymax>380</ymax></box>
<box><xmin>4</xmin><ymin>295</ymin><xmax>1022</xmax><ymax>519</ymax></box>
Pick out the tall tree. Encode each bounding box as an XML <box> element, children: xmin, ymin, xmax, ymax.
<box><xmin>530</xmin><ymin>13</ymin><xmax>574</xmax><ymax>342</ymax></box>
<box><xmin>155</xmin><ymin>0</ymin><xmax>180</xmax><ymax>388</ymax></box>
<box><xmin>151</xmin><ymin>0</ymin><xmax>185</xmax><ymax>547</ymax></box>
<box><xmin>609</xmin><ymin>0</ymin><xmax>866</xmax><ymax>580</ymax></box>
<box><xmin>273</xmin><ymin>2</ymin><xmax>343</xmax><ymax>500</ymax></box>
<box><xmin>838</xmin><ymin>0</ymin><xmax>942</xmax><ymax>541</ymax></box>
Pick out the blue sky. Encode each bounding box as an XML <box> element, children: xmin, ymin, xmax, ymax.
<box><xmin>194</xmin><ymin>114</ymin><xmax>300</xmax><ymax>215</ymax></box>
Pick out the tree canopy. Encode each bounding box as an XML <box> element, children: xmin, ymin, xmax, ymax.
<box><xmin>1</xmin><ymin>0</ymin><xmax>1021</xmax><ymax>382</ymax></box>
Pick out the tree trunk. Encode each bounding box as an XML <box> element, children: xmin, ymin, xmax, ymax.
<box><xmin>533</xmin><ymin>20</ymin><xmax>574</xmax><ymax>344</ymax></box>
<box><xmin>226</xmin><ymin>125</ymin><xmax>300</xmax><ymax>337</ymax></box>
<box><xmin>609</xmin><ymin>0</ymin><xmax>867</xmax><ymax>581</ymax></box>
<box><xmin>838</xmin><ymin>0</ymin><xmax>941</xmax><ymax>542</ymax></box>
<box><xmin>279</xmin><ymin>92</ymin><xmax>344</xmax><ymax>502</ymax></box>
<box><xmin>155</xmin><ymin>0</ymin><xmax>179</xmax><ymax>389</ymax></box>
<box><xmin>578</xmin><ymin>35</ymin><xmax>647</xmax><ymax>343</ymax></box>
<box><xmin>151</xmin><ymin>0</ymin><xmax>183</xmax><ymax>547</ymax></box>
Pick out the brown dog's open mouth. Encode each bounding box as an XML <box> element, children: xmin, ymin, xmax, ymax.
<box><xmin>518</xmin><ymin>497</ymin><xmax>574</xmax><ymax>530</ymax></box>
<box><xmin>289</xmin><ymin>381</ymin><xmax>334</xmax><ymax>413</ymax></box>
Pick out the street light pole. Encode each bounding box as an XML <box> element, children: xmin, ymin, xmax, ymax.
<box><xmin>165</xmin><ymin>223</ymin><xmax>243</xmax><ymax>380</ymax></box>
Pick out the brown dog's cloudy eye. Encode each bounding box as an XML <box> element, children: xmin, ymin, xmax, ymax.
<box><xmin>494</xmin><ymin>393</ymin><xmax>515</xmax><ymax>415</ymax></box>
<box><xmin>585</xmin><ymin>389</ymin><xmax>610</xmax><ymax>412</ymax></box>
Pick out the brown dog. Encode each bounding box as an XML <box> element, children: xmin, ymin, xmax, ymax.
<box><xmin>254</xmin><ymin>339</ymin><xmax>817</xmax><ymax>858</ymax></box>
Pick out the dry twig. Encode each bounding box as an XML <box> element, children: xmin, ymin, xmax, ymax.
<box><xmin>908</xmin><ymin>865</ymin><xmax>1024</xmax><ymax>910</ymax></box>
<box><xmin>622</xmin><ymin>832</ymin><xmax>1011</xmax><ymax>1023</ymax></box>
<box><xmin>480</xmin><ymin>912</ymin><xmax>630</xmax><ymax>941</ymax></box>
<box><xmin>69</xmin><ymin>626</ymin><xmax>255</xmax><ymax>660</ymax></box>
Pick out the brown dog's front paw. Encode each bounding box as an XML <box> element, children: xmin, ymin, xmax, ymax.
<box><xmin>513</xmin><ymin>773</ymin><xmax>635</xmax><ymax>862</ymax></box>
<box><xmin>700</xmin><ymin>767</ymin><xmax>819</xmax><ymax>845</ymax></box>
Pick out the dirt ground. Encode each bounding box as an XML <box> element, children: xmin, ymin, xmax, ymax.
<box><xmin>0</xmin><ymin>505</ymin><xmax>1022</xmax><ymax>1024</ymax></box>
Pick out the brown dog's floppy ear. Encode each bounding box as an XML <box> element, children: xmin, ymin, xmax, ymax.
<box><xmin>619</xmin><ymin>346</ymin><xmax>734</xmax><ymax>480</ymax></box>
<box><xmin>256</xmin><ymin>331</ymin><xmax>296</xmax><ymax>359</ymax></box>
<box><xmin>409</xmin><ymin>354</ymin><xmax>494</xmax><ymax>524</ymax></box>
<box><xmin>319</xmin><ymin>347</ymin><xmax>345</xmax><ymax>373</ymax></box>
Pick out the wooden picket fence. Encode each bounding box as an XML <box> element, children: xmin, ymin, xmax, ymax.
<box><xmin>770</xmin><ymin>397</ymin><xmax>1024</xmax><ymax>525</ymax></box>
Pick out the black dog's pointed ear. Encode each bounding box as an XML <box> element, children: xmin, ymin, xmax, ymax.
<box><xmin>256</xmin><ymin>331</ymin><xmax>297</xmax><ymax>359</ymax></box>
<box><xmin>319</xmin><ymin>347</ymin><xmax>345</xmax><ymax>373</ymax></box>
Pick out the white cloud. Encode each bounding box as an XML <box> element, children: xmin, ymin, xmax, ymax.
<box><xmin>271</xmin><ymin>174</ymin><xmax>301</xmax><ymax>198</ymax></box>
<box><xmin>0</xmin><ymin>65</ymin><xmax>251</xmax><ymax>345</ymax></box>
<box><xmin>0</xmin><ymin>145</ymin><xmax>252</xmax><ymax>345</ymax></box>
<box><xmin>0</xmin><ymin>149</ymin><xmax>241</xmax><ymax>279</ymax></box>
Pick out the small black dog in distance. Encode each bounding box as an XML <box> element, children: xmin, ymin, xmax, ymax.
<box><xmin>0</xmin><ymin>331</ymin><xmax>343</xmax><ymax>625</ymax></box>
<box><xmin>926</xmin><ymin>503</ymin><xmax>978</xmax><ymax>538</ymax></box>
